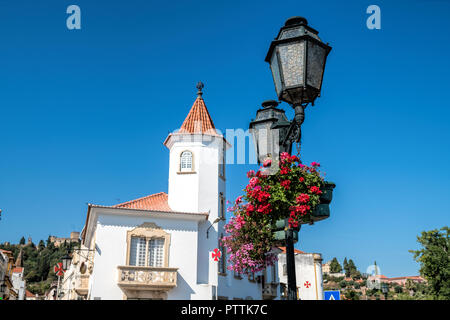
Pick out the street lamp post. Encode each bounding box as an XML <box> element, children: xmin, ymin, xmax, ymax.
<box><xmin>249</xmin><ymin>16</ymin><xmax>332</xmax><ymax>301</ymax></box>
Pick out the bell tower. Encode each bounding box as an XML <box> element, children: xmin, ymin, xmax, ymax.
<box><xmin>163</xmin><ymin>82</ymin><xmax>230</xmax><ymax>285</ymax></box>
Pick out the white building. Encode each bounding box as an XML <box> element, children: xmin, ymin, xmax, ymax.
<box><xmin>10</xmin><ymin>266</ymin><xmax>25</xmax><ymax>300</ymax></box>
<box><xmin>277</xmin><ymin>248</ymin><xmax>323</xmax><ymax>300</ymax></box>
<box><xmin>61</xmin><ymin>84</ymin><xmax>323</xmax><ymax>300</ymax></box>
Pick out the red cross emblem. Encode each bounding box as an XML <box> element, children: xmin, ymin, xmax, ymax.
<box><xmin>212</xmin><ymin>248</ymin><xmax>221</xmax><ymax>261</ymax></box>
<box><xmin>54</xmin><ymin>262</ymin><xmax>65</xmax><ymax>277</ymax></box>
<box><xmin>304</xmin><ymin>281</ymin><xmax>311</xmax><ymax>288</ymax></box>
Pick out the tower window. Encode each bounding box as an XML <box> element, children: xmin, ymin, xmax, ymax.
<box><xmin>180</xmin><ymin>151</ymin><xmax>193</xmax><ymax>172</ymax></box>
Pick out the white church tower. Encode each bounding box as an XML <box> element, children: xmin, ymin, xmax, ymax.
<box><xmin>163</xmin><ymin>82</ymin><xmax>230</xmax><ymax>286</ymax></box>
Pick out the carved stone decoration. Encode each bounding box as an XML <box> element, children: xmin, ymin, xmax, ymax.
<box><xmin>117</xmin><ymin>265</ymin><xmax>178</xmax><ymax>299</ymax></box>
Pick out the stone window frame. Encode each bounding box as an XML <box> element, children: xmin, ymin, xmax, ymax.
<box><xmin>179</xmin><ymin>150</ymin><xmax>195</xmax><ymax>174</ymax></box>
<box><xmin>125</xmin><ymin>222</ymin><xmax>171</xmax><ymax>268</ymax></box>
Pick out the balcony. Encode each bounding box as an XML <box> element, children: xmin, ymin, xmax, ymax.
<box><xmin>262</xmin><ymin>283</ymin><xmax>278</xmax><ymax>299</ymax></box>
<box><xmin>117</xmin><ymin>266</ymin><xmax>178</xmax><ymax>293</ymax></box>
<box><xmin>74</xmin><ymin>275</ymin><xmax>89</xmax><ymax>296</ymax></box>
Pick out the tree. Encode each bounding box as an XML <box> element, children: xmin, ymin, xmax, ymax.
<box><xmin>19</xmin><ymin>236</ymin><xmax>26</xmax><ymax>245</ymax></box>
<box><xmin>329</xmin><ymin>257</ymin><xmax>342</xmax><ymax>273</ymax></box>
<box><xmin>348</xmin><ymin>259</ymin><xmax>358</xmax><ymax>277</ymax></box>
<box><xmin>343</xmin><ymin>257</ymin><xmax>349</xmax><ymax>276</ymax></box>
<box><xmin>394</xmin><ymin>285</ymin><xmax>403</xmax><ymax>294</ymax></box>
<box><xmin>410</xmin><ymin>226</ymin><xmax>450</xmax><ymax>300</ymax></box>
<box><xmin>38</xmin><ymin>240</ymin><xmax>45</xmax><ymax>251</ymax></box>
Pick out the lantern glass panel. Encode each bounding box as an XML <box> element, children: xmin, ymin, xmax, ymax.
<box><xmin>270</xmin><ymin>53</ymin><xmax>282</xmax><ymax>97</ymax></box>
<box><xmin>62</xmin><ymin>255</ymin><xmax>71</xmax><ymax>270</ymax></box>
<box><xmin>278</xmin><ymin>42</ymin><xmax>305</xmax><ymax>88</ymax></box>
<box><xmin>251</xmin><ymin>122</ymin><xmax>273</xmax><ymax>163</ymax></box>
<box><xmin>306</xmin><ymin>41</ymin><xmax>327</xmax><ymax>90</ymax></box>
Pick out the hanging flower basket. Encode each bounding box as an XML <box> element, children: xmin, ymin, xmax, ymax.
<box><xmin>222</xmin><ymin>152</ymin><xmax>335</xmax><ymax>274</ymax></box>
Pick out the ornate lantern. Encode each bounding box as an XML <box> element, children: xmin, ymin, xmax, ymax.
<box><xmin>265</xmin><ymin>16</ymin><xmax>332</xmax><ymax>107</ymax></box>
<box><xmin>61</xmin><ymin>254</ymin><xmax>72</xmax><ymax>271</ymax></box>
<box><xmin>249</xmin><ymin>100</ymin><xmax>290</xmax><ymax>164</ymax></box>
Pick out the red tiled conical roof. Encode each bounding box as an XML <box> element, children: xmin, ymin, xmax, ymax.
<box><xmin>179</xmin><ymin>95</ymin><xmax>217</xmax><ymax>135</ymax></box>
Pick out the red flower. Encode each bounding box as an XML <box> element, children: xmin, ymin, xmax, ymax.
<box><xmin>263</xmin><ymin>159</ymin><xmax>272</xmax><ymax>167</ymax></box>
<box><xmin>299</xmin><ymin>177</ymin><xmax>305</xmax><ymax>182</ymax></box>
<box><xmin>288</xmin><ymin>218</ymin><xmax>299</xmax><ymax>228</ymax></box>
<box><xmin>280</xmin><ymin>167</ymin><xmax>290</xmax><ymax>175</ymax></box>
<box><xmin>290</xmin><ymin>155</ymin><xmax>299</xmax><ymax>162</ymax></box>
<box><xmin>246</xmin><ymin>204</ymin><xmax>255</xmax><ymax>215</ymax></box>
<box><xmin>311</xmin><ymin>162</ymin><xmax>321</xmax><ymax>167</ymax></box>
<box><xmin>310</xmin><ymin>186</ymin><xmax>322</xmax><ymax>195</ymax></box>
<box><xmin>296</xmin><ymin>193</ymin><xmax>310</xmax><ymax>204</ymax></box>
<box><xmin>257</xmin><ymin>203</ymin><xmax>272</xmax><ymax>215</ymax></box>
<box><xmin>291</xmin><ymin>205</ymin><xmax>311</xmax><ymax>215</ymax></box>
<box><xmin>280</xmin><ymin>180</ymin><xmax>291</xmax><ymax>190</ymax></box>
<box><xmin>247</xmin><ymin>170</ymin><xmax>255</xmax><ymax>178</ymax></box>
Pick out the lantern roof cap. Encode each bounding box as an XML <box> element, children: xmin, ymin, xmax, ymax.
<box><xmin>261</xmin><ymin>100</ymin><xmax>279</xmax><ymax>108</ymax></box>
<box><xmin>284</xmin><ymin>16</ymin><xmax>308</xmax><ymax>27</ymax></box>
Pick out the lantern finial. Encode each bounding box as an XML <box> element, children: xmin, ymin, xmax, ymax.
<box><xmin>196</xmin><ymin>81</ymin><xmax>204</xmax><ymax>96</ymax></box>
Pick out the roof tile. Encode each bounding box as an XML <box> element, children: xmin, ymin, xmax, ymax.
<box><xmin>179</xmin><ymin>96</ymin><xmax>217</xmax><ymax>135</ymax></box>
<box><xmin>114</xmin><ymin>192</ymin><xmax>172</xmax><ymax>211</ymax></box>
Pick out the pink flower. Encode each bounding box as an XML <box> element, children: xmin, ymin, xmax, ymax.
<box><xmin>280</xmin><ymin>152</ymin><xmax>290</xmax><ymax>161</ymax></box>
<box><xmin>311</xmin><ymin>162</ymin><xmax>320</xmax><ymax>167</ymax></box>
<box><xmin>247</xmin><ymin>170</ymin><xmax>255</xmax><ymax>178</ymax></box>
<box><xmin>248</xmin><ymin>177</ymin><xmax>259</xmax><ymax>188</ymax></box>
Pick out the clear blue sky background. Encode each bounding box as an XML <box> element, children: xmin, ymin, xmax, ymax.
<box><xmin>0</xmin><ymin>0</ymin><xmax>449</xmax><ymax>277</ymax></box>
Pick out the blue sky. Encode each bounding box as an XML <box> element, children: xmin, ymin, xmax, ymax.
<box><xmin>0</xmin><ymin>0</ymin><xmax>449</xmax><ymax>277</ymax></box>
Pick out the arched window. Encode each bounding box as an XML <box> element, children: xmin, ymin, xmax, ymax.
<box><xmin>180</xmin><ymin>151</ymin><xmax>193</xmax><ymax>172</ymax></box>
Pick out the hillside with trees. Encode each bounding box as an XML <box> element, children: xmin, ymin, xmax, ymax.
<box><xmin>0</xmin><ymin>236</ymin><xmax>79</xmax><ymax>295</ymax></box>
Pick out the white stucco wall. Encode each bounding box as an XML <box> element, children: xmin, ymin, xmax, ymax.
<box><xmin>277</xmin><ymin>252</ymin><xmax>324</xmax><ymax>300</ymax></box>
<box><xmin>87</xmin><ymin>212</ymin><xmax>207</xmax><ymax>300</ymax></box>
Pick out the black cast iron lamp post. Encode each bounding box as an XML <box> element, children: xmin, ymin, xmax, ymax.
<box><xmin>249</xmin><ymin>16</ymin><xmax>332</xmax><ymax>301</ymax></box>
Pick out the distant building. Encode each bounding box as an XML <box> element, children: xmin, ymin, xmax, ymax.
<box><xmin>0</xmin><ymin>249</ymin><xmax>18</xmax><ymax>300</ymax></box>
<box><xmin>322</xmin><ymin>261</ymin><xmax>331</xmax><ymax>274</ymax></box>
<box><xmin>25</xmin><ymin>290</ymin><xmax>38</xmax><ymax>300</ymax></box>
<box><xmin>370</xmin><ymin>275</ymin><xmax>426</xmax><ymax>286</ymax></box>
<box><xmin>49</xmin><ymin>232</ymin><xmax>80</xmax><ymax>248</ymax></box>
<box><xmin>10</xmin><ymin>248</ymin><xmax>26</xmax><ymax>300</ymax></box>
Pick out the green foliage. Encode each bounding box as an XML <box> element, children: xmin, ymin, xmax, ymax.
<box><xmin>339</xmin><ymin>280</ymin><xmax>347</xmax><ymax>288</ymax></box>
<box><xmin>394</xmin><ymin>285</ymin><xmax>403</xmax><ymax>294</ymax></box>
<box><xmin>329</xmin><ymin>257</ymin><xmax>342</xmax><ymax>273</ymax></box>
<box><xmin>0</xmin><ymin>239</ymin><xmax>79</xmax><ymax>295</ymax></box>
<box><xmin>19</xmin><ymin>236</ymin><xmax>25</xmax><ymax>245</ymax></box>
<box><xmin>344</xmin><ymin>289</ymin><xmax>360</xmax><ymax>300</ymax></box>
<box><xmin>409</xmin><ymin>226</ymin><xmax>450</xmax><ymax>300</ymax></box>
